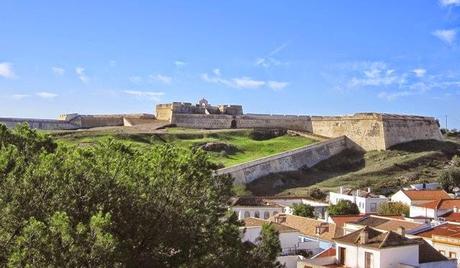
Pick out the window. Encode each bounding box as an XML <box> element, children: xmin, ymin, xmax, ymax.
<box><xmin>254</xmin><ymin>211</ymin><xmax>260</xmax><ymax>218</ymax></box>
<box><xmin>449</xmin><ymin>252</ymin><xmax>457</xmax><ymax>258</ymax></box>
<box><xmin>264</xmin><ymin>211</ymin><xmax>270</xmax><ymax>219</ymax></box>
<box><xmin>440</xmin><ymin>250</ymin><xmax>446</xmax><ymax>256</ymax></box>
<box><xmin>370</xmin><ymin>203</ymin><xmax>377</xmax><ymax>212</ymax></box>
<box><xmin>365</xmin><ymin>252</ymin><xmax>374</xmax><ymax>268</ymax></box>
<box><xmin>244</xmin><ymin>211</ymin><xmax>250</xmax><ymax>218</ymax></box>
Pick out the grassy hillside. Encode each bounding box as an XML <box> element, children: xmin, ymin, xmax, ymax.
<box><xmin>51</xmin><ymin>128</ymin><xmax>317</xmax><ymax>167</ymax></box>
<box><xmin>246</xmin><ymin>139</ymin><xmax>460</xmax><ymax>197</ymax></box>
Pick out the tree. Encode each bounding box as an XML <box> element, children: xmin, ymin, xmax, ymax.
<box><xmin>327</xmin><ymin>200</ymin><xmax>360</xmax><ymax>216</ymax></box>
<box><xmin>249</xmin><ymin>223</ymin><xmax>283</xmax><ymax>268</ymax></box>
<box><xmin>377</xmin><ymin>202</ymin><xmax>409</xmax><ymax>217</ymax></box>
<box><xmin>439</xmin><ymin>167</ymin><xmax>460</xmax><ymax>192</ymax></box>
<box><xmin>0</xmin><ymin>124</ymin><xmax>282</xmax><ymax>267</ymax></box>
<box><xmin>291</xmin><ymin>203</ymin><xmax>315</xmax><ymax>218</ymax></box>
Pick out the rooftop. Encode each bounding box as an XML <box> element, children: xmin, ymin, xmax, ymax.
<box><xmin>414</xmin><ymin>223</ymin><xmax>460</xmax><ymax>239</ymax></box>
<box><xmin>413</xmin><ymin>198</ymin><xmax>460</xmax><ymax>210</ymax></box>
<box><xmin>229</xmin><ymin>197</ymin><xmax>282</xmax><ymax>207</ymax></box>
<box><xmin>243</xmin><ymin>217</ymin><xmax>298</xmax><ymax>233</ymax></box>
<box><xmin>329</xmin><ymin>215</ymin><xmax>367</xmax><ymax>228</ymax></box>
<box><xmin>334</xmin><ymin>226</ymin><xmax>419</xmax><ymax>249</ymax></box>
<box><xmin>269</xmin><ymin>214</ymin><xmax>339</xmax><ymax>241</ymax></box>
<box><xmin>351</xmin><ymin>215</ymin><xmax>422</xmax><ymax>232</ymax></box>
<box><xmin>400</xmin><ymin>189</ymin><xmax>451</xmax><ymax>201</ymax></box>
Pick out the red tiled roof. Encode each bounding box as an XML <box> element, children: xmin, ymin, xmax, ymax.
<box><xmin>314</xmin><ymin>247</ymin><xmax>336</xmax><ymax>258</ymax></box>
<box><xmin>414</xmin><ymin>199</ymin><xmax>460</xmax><ymax>210</ymax></box>
<box><xmin>329</xmin><ymin>215</ymin><xmax>366</xmax><ymax>228</ymax></box>
<box><xmin>269</xmin><ymin>214</ymin><xmax>339</xmax><ymax>241</ymax></box>
<box><xmin>402</xmin><ymin>190</ymin><xmax>451</xmax><ymax>201</ymax></box>
<box><xmin>243</xmin><ymin>217</ymin><xmax>298</xmax><ymax>233</ymax></box>
<box><xmin>442</xmin><ymin>212</ymin><xmax>460</xmax><ymax>223</ymax></box>
<box><xmin>334</xmin><ymin>226</ymin><xmax>419</xmax><ymax>248</ymax></box>
<box><xmin>414</xmin><ymin>223</ymin><xmax>460</xmax><ymax>239</ymax></box>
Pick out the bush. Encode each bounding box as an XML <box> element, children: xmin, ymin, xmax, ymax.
<box><xmin>327</xmin><ymin>200</ymin><xmax>360</xmax><ymax>216</ymax></box>
<box><xmin>291</xmin><ymin>203</ymin><xmax>315</xmax><ymax>218</ymax></box>
<box><xmin>377</xmin><ymin>202</ymin><xmax>409</xmax><ymax>217</ymax></box>
<box><xmin>439</xmin><ymin>167</ymin><xmax>460</xmax><ymax>191</ymax></box>
<box><xmin>308</xmin><ymin>188</ymin><xmax>327</xmax><ymax>200</ymax></box>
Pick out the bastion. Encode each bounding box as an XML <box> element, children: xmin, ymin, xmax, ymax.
<box><xmin>0</xmin><ymin>98</ymin><xmax>442</xmax><ymax>151</ymax></box>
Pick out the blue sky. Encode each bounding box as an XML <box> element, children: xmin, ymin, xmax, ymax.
<box><xmin>1</xmin><ymin>1</ymin><xmax>460</xmax><ymax>127</ymax></box>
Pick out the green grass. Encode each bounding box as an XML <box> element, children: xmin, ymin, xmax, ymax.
<box><xmin>52</xmin><ymin>128</ymin><xmax>316</xmax><ymax>167</ymax></box>
<box><xmin>246</xmin><ymin>139</ymin><xmax>460</xmax><ymax>197</ymax></box>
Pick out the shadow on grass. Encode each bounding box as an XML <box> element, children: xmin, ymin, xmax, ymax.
<box><xmin>246</xmin><ymin>149</ymin><xmax>365</xmax><ymax>196</ymax></box>
<box><xmin>389</xmin><ymin>139</ymin><xmax>460</xmax><ymax>155</ymax></box>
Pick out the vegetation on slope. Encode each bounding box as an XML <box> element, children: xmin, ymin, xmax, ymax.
<box><xmin>247</xmin><ymin>139</ymin><xmax>460</xmax><ymax>196</ymax></box>
<box><xmin>52</xmin><ymin>128</ymin><xmax>316</xmax><ymax>167</ymax></box>
<box><xmin>0</xmin><ymin>124</ymin><xmax>283</xmax><ymax>267</ymax></box>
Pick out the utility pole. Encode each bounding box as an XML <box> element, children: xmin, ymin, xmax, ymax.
<box><xmin>445</xmin><ymin>115</ymin><xmax>448</xmax><ymax>131</ymax></box>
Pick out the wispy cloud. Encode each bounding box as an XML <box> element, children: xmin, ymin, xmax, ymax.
<box><xmin>52</xmin><ymin>66</ymin><xmax>65</xmax><ymax>76</ymax></box>
<box><xmin>123</xmin><ymin>90</ymin><xmax>165</xmax><ymax>101</ymax></box>
<box><xmin>440</xmin><ymin>0</ymin><xmax>460</xmax><ymax>6</ymax></box>
<box><xmin>346</xmin><ymin>62</ymin><xmax>404</xmax><ymax>88</ymax></box>
<box><xmin>75</xmin><ymin>67</ymin><xmax>89</xmax><ymax>83</ymax></box>
<box><xmin>0</xmin><ymin>62</ymin><xmax>16</xmax><ymax>79</ymax></box>
<box><xmin>201</xmin><ymin>69</ymin><xmax>288</xmax><ymax>90</ymax></box>
<box><xmin>150</xmin><ymin>74</ymin><xmax>172</xmax><ymax>85</ymax></box>
<box><xmin>36</xmin><ymin>92</ymin><xmax>58</xmax><ymax>99</ymax></box>
<box><xmin>11</xmin><ymin>94</ymin><xmax>31</xmax><ymax>100</ymax></box>
<box><xmin>412</xmin><ymin>68</ymin><xmax>427</xmax><ymax>78</ymax></box>
<box><xmin>433</xmin><ymin>29</ymin><xmax>457</xmax><ymax>45</ymax></box>
<box><xmin>174</xmin><ymin>60</ymin><xmax>187</xmax><ymax>67</ymax></box>
<box><xmin>255</xmin><ymin>42</ymin><xmax>290</xmax><ymax>68</ymax></box>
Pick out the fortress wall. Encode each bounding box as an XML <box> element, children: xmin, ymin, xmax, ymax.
<box><xmin>310</xmin><ymin>114</ymin><xmax>386</xmax><ymax>151</ymax></box>
<box><xmin>382</xmin><ymin>115</ymin><xmax>442</xmax><ymax>149</ymax></box>
<box><xmin>155</xmin><ymin>104</ymin><xmax>173</xmax><ymax>121</ymax></box>
<box><xmin>172</xmin><ymin>114</ymin><xmax>234</xmax><ymax>129</ymax></box>
<box><xmin>76</xmin><ymin>116</ymin><xmax>125</xmax><ymax>128</ymax></box>
<box><xmin>0</xmin><ymin>118</ymin><xmax>79</xmax><ymax>130</ymax></box>
<box><xmin>236</xmin><ymin>114</ymin><xmax>312</xmax><ymax>131</ymax></box>
<box><xmin>216</xmin><ymin>136</ymin><xmax>351</xmax><ymax>184</ymax></box>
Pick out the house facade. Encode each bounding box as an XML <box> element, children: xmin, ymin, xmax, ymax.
<box><xmin>329</xmin><ymin>187</ymin><xmax>388</xmax><ymax>214</ymax></box>
<box><xmin>390</xmin><ymin>189</ymin><xmax>451</xmax><ymax>206</ymax></box>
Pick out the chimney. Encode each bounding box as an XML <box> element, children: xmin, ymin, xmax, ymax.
<box><xmin>397</xmin><ymin>227</ymin><xmax>406</xmax><ymax>238</ymax></box>
<box><xmin>454</xmin><ymin>206</ymin><xmax>459</xmax><ymax>213</ymax></box>
<box><xmin>340</xmin><ymin>186</ymin><xmax>344</xmax><ymax>194</ymax></box>
<box><xmin>359</xmin><ymin>229</ymin><xmax>369</xmax><ymax>244</ymax></box>
<box><xmin>367</xmin><ymin>187</ymin><xmax>371</xmax><ymax>193</ymax></box>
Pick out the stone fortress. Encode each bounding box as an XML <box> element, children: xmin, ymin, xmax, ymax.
<box><xmin>0</xmin><ymin>98</ymin><xmax>442</xmax><ymax>151</ymax></box>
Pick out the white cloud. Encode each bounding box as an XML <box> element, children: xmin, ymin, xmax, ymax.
<box><xmin>440</xmin><ymin>0</ymin><xmax>460</xmax><ymax>6</ymax></box>
<box><xmin>150</xmin><ymin>74</ymin><xmax>172</xmax><ymax>85</ymax></box>
<box><xmin>268</xmin><ymin>81</ymin><xmax>289</xmax><ymax>90</ymax></box>
<box><xmin>413</xmin><ymin>68</ymin><xmax>427</xmax><ymax>78</ymax></box>
<box><xmin>11</xmin><ymin>94</ymin><xmax>30</xmax><ymax>100</ymax></box>
<box><xmin>433</xmin><ymin>29</ymin><xmax>457</xmax><ymax>45</ymax></box>
<box><xmin>255</xmin><ymin>42</ymin><xmax>290</xmax><ymax>69</ymax></box>
<box><xmin>232</xmin><ymin>77</ymin><xmax>266</xmax><ymax>89</ymax></box>
<box><xmin>36</xmin><ymin>92</ymin><xmax>58</xmax><ymax>99</ymax></box>
<box><xmin>0</xmin><ymin>62</ymin><xmax>16</xmax><ymax>79</ymax></box>
<box><xmin>75</xmin><ymin>67</ymin><xmax>89</xmax><ymax>83</ymax></box>
<box><xmin>123</xmin><ymin>90</ymin><xmax>165</xmax><ymax>101</ymax></box>
<box><xmin>201</xmin><ymin>69</ymin><xmax>288</xmax><ymax>90</ymax></box>
<box><xmin>347</xmin><ymin>62</ymin><xmax>403</xmax><ymax>88</ymax></box>
<box><xmin>174</xmin><ymin>60</ymin><xmax>186</xmax><ymax>67</ymax></box>
<box><xmin>52</xmin><ymin>66</ymin><xmax>65</xmax><ymax>76</ymax></box>
<box><xmin>109</xmin><ymin>60</ymin><xmax>117</xmax><ymax>67</ymax></box>
<box><xmin>378</xmin><ymin>91</ymin><xmax>414</xmax><ymax>101</ymax></box>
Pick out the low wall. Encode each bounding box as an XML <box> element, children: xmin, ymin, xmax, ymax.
<box><xmin>216</xmin><ymin>136</ymin><xmax>351</xmax><ymax>184</ymax></box>
<box><xmin>0</xmin><ymin>117</ymin><xmax>79</xmax><ymax>130</ymax></box>
<box><xmin>237</xmin><ymin>114</ymin><xmax>312</xmax><ymax>131</ymax></box>
<box><xmin>172</xmin><ymin>114</ymin><xmax>234</xmax><ymax>129</ymax></box>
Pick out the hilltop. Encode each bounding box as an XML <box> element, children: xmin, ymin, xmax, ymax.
<box><xmin>50</xmin><ymin>126</ymin><xmax>317</xmax><ymax>168</ymax></box>
<box><xmin>246</xmin><ymin>138</ymin><xmax>460</xmax><ymax>197</ymax></box>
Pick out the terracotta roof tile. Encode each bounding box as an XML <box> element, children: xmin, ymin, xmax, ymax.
<box><xmin>414</xmin><ymin>223</ymin><xmax>460</xmax><ymax>239</ymax></box>
<box><xmin>314</xmin><ymin>247</ymin><xmax>336</xmax><ymax>258</ymax></box>
<box><xmin>402</xmin><ymin>189</ymin><xmax>451</xmax><ymax>201</ymax></box>
<box><xmin>268</xmin><ymin>214</ymin><xmax>339</xmax><ymax>242</ymax></box>
<box><xmin>329</xmin><ymin>215</ymin><xmax>366</xmax><ymax>228</ymax></box>
<box><xmin>334</xmin><ymin>226</ymin><xmax>419</xmax><ymax>248</ymax></box>
<box><xmin>243</xmin><ymin>217</ymin><xmax>298</xmax><ymax>233</ymax></box>
<box><xmin>353</xmin><ymin>215</ymin><xmax>422</xmax><ymax>232</ymax></box>
<box><xmin>442</xmin><ymin>212</ymin><xmax>460</xmax><ymax>223</ymax></box>
<box><xmin>414</xmin><ymin>199</ymin><xmax>460</xmax><ymax>210</ymax></box>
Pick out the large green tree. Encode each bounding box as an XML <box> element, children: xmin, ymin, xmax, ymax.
<box><xmin>0</xmin><ymin>124</ymin><xmax>281</xmax><ymax>267</ymax></box>
<box><xmin>439</xmin><ymin>167</ymin><xmax>460</xmax><ymax>192</ymax></box>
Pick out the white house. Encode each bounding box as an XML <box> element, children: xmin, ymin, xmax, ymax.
<box><xmin>230</xmin><ymin>197</ymin><xmax>283</xmax><ymax>220</ymax></box>
<box><xmin>298</xmin><ymin>226</ymin><xmax>456</xmax><ymax>268</ymax></box>
<box><xmin>410</xmin><ymin>199</ymin><xmax>460</xmax><ymax>219</ymax></box>
<box><xmin>230</xmin><ymin>196</ymin><xmax>329</xmax><ymax>220</ymax></box>
<box><xmin>329</xmin><ymin>187</ymin><xmax>388</xmax><ymax>214</ymax></box>
<box><xmin>390</xmin><ymin>189</ymin><xmax>451</xmax><ymax>206</ymax></box>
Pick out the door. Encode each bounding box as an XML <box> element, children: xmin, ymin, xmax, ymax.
<box><xmin>338</xmin><ymin>247</ymin><xmax>346</xmax><ymax>265</ymax></box>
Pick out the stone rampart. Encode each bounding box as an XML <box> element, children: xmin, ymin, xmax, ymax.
<box><xmin>237</xmin><ymin>114</ymin><xmax>312</xmax><ymax>131</ymax></box>
<box><xmin>172</xmin><ymin>114</ymin><xmax>234</xmax><ymax>129</ymax></box>
<box><xmin>216</xmin><ymin>136</ymin><xmax>351</xmax><ymax>184</ymax></box>
<box><xmin>0</xmin><ymin>117</ymin><xmax>79</xmax><ymax>130</ymax></box>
